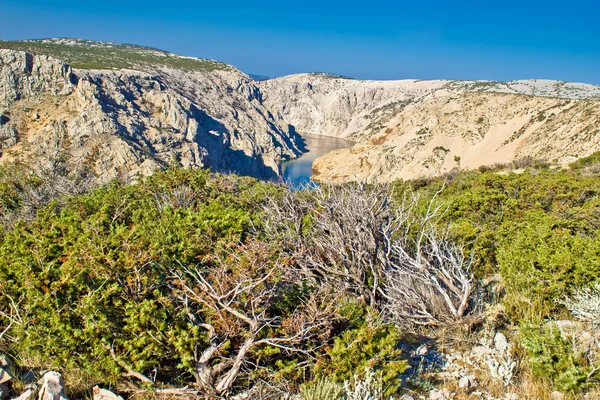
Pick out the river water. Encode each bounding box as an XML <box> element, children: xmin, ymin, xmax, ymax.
<box><xmin>281</xmin><ymin>133</ymin><xmax>354</xmax><ymax>187</ymax></box>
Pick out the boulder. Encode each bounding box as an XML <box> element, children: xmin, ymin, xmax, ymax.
<box><xmin>92</xmin><ymin>387</ymin><xmax>123</xmax><ymax>400</ymax></box>
<box><xmin>37</xmin><ymin>372</ymin><xmax>68</xmax><ymax>400</ymax></box>
<box><xmin>0</xmin><ymin>368</ymin><xmax>12</xmax><ymax>385</ymax></box>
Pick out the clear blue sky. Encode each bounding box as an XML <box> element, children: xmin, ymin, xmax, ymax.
<box><xmin>1</xmin><ymin>0</ymin><xmax>599</xmax><ymax>84</ymax></box>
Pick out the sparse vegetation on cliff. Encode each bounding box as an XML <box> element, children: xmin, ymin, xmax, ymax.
<box><xmin>0</xmin><ymin>39</ymin><xmax>229</xmax><ymax>72</ymax></box>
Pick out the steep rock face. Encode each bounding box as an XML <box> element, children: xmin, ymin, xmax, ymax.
<box><xmin>0</xmin><ymin>47</ymin><xmax>301</xmax><ymax>182</ymax></box>
<box><xmin>0</xmin><ymin>50</ymin><xmax>75</xmax><ymax>102</ymax></box>
<box><xmin>260</xmin><ymin>74</ymin><xmax>600</xmax><ymax>183</ymax></box>
<box><xmin>259</xmin><ymin>74</ymin><xmax>450</xmax><ymax>139</ymax></box>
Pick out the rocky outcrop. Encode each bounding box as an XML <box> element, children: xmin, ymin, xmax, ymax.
<box><xmin>37</xmin><ymin>372</ymin><xmax>67</xmax><ymax>400</ymax></box>
<box><xmin>260</xmin><ymin>74</ymin><xmax>600</xmax><ymax>183</ymax></box>
<box><xmin>0</xmin><ymin>45</ymin><xmax>302</xmax><ymax>182</ymax></box>
<box><xmin>259</xmin><ymin>74</ymin><xmax>450</xmax><ymax>140</ymax></box>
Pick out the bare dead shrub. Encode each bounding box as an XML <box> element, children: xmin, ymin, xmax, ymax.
<box><xmin>559</xmin><ymin>283</ymin><xmax>600</xmax><ymax>328</ymax></box>
<box><xmin>153</xmin><ymin>184</ymin><xmax>197</xmax><ymax>211</ymax></box>
<box><xmin>383</xmin><ymin>228</ymin><xmax>479</xmax><ymax>328</ymax></box>
<box><xmin>263</xmin><ymin>182</ymin><xmax>482</xmax><ymax>329</ymax></box>
<box><xmin>263</xmin><ymin>182</ymin><xmax>405</xmax><ymax>307</ymax></box>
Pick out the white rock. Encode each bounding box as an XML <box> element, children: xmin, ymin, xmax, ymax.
<box><xmin>552</xmin><ymin>320</ymin><xmax>580</xmax><ymax>337</ymax></box>
<box><xmin>415</xmin><ymin>344</ymin><xmax>428</xmax><ymax>356</ymax></box>
<box><xmin>550</xmin><ymin>391</ymin><xmax>565</xmax><ymax>400</ymax></box>
<box><xmin>92</xmin><ymin>387</ymin><xmax>123</xmax><ymax>400</ymax></box>
<box><xmin>458</xmin><ymin>374</ymin><xmax>477</xmax><ymax>390</ymax></box>
<box><xmin>470</xmin><ymin>346</ymin><xmax>490</xmax><ymax>357</ymax></box>
<box><xmin>0</xmin><ymin>355</ymin><xmax>10</xmax><ymax>368</ymax></box>
<box><xmin>493</xmin><ymin>332</ymin><xmax>509</xmax><ymax>353</ymax></box>
<box><xmin>429</xmin><ymin>388</ymin><xmax>453</xmax><ymax>400</ymax></box>
<box><xmin>37</xmin><ymin>372</ymin><xmax>68</xmax><ymax>400</ymax></box>
<box><xmin>0</xmin><ymin>368</ymin><xmax>11</xmax><ymax>385</ymax></box>
<box><xmin>429</xmin><ymin>392</ymin><xmax>448</xmax><ymax>400</ymax></box>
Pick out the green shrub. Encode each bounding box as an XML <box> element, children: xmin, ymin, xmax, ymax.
<box><xmin>315</xmin><ymin>323</ymin><xmax>409</xmax><ymax>397</ymax></box>
<box><xmin>395</xmin><ymin>168</ymin><xmax>600</xmax><ymax>322</ymax></box>
<box><xmin>520</xmin><ymin>324</ymin><xmax>597</xmax><ymax>392</ymax></box>
<box><xmin>498</xmin><ymin>211</ymin><xmax>600</xmax><ymax>321</ymax></box>
<box><xmin>569</xmin><ymin>150</ymin><xmax>600</xmax><ymax>172</ymax></box>
<box><xmin>0</xmin><ymin>169</ymin><xmax>282</xmax><ymax>385</ymax></box>
<box><xmin>536</xmin><ymin>111</ymin><xmax>546</xmax><ymax>122</ymax></box>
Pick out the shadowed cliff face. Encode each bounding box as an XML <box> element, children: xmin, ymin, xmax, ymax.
<box><xmin>259</xmin><ymin>74</ymin><xmax>600</xmax><ymax>183</ymax></box>
<box><xmin>0</xmin><ymin>45</ymin><xmax>303</xmax><ymax>182</ymax></box>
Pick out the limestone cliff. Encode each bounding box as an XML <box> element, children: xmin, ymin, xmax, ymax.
<box><xmin>2</xmin><ymin>39</ymin><xmax>600</xmax><ymax>185</ymax></box>
<box><xmin>0</xmin><ymin>39</ymin><xmax>302</xmax><ymax>182</ymax></box>
<box><xmin>259</xmin><ymin>74</ymin><xmax>600</xmax><ymax>182</ymax></box>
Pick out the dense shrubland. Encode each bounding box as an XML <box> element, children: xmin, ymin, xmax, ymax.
<box><xmin>0</xmin><ymin>155</ymin><xmax>600</xmax><ymax>398</ymax></box>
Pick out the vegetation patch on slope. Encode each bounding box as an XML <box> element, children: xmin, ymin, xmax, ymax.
<box><xmin>0</xmin><ymin>39</ymin><xmax>229</xmax><ymax>72</ymax></box>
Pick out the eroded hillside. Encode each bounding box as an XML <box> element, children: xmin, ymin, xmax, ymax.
<box><xmin>260</xmin><ymin>74</ymin><xmax>600</xmax><ymax>182</ymax></box>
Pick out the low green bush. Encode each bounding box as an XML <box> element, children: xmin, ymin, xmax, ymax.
<box><xmin>315</xmin><ymin>323</ymin><xmax>409</xmax><ymax>397</ymax></box>
<box><xmin>0</xmin><ymin>169</ymin><xmax>284</xmax><ymax>385</ymax></box>
<box><xmin>395</xmin><ymin>167</ymin><xmax>600</xmax><ymax>322</ymax></box>
<box><xmin>520</xmin><ymin>324</ymin><xmax>598</xmax><ymax>392</ymax></box>
<box><xmin>498</xmin><ymin>211</ymin><xmax>600</xmax><ymax>321</ymax></box>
